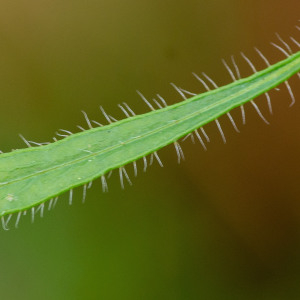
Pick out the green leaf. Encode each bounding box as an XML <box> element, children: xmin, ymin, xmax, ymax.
<box><xmin>1</xmin><ymin>51</ymin><xmax>300</xmax><ymax>218</ymax></box>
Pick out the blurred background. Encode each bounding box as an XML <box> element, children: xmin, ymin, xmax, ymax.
<box><xmin>0</xmin><ymin>0</ymin><xmax>300</xmax><ymax>299</ymax></box>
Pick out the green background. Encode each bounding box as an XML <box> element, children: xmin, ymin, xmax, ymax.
<box><xmin>1</xmin><ymin>1</ymin><xmax>300</xmax><ymax>299</ymax></box>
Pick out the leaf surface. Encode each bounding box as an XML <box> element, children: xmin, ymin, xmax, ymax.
<box><xmin>1</xmin><ymin>51</ymin><xmax>300</xmax><ymax>216</ymax></box>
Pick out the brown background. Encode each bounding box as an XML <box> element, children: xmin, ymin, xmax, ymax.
<box><xmin>0</xmin><ymin>1</ymin><xmax>300</xmax><ymax>299</ymax></box>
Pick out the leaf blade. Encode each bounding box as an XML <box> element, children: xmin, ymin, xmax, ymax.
<box><xmin>1</xmin><ymin>51</ymin><xmax>300</xmax><ymax>216</ymax></box>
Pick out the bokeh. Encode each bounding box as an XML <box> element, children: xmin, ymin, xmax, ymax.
<box><xmin>1</xmin><ymin>1</ymin><xmax>300</xmax><ymax>299</ymax></box>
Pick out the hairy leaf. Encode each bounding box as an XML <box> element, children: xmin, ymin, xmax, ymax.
<box><xmin>1</xmin><ymin>51</ymin><xmax>300</xmax><ymax>217</ymax></box>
